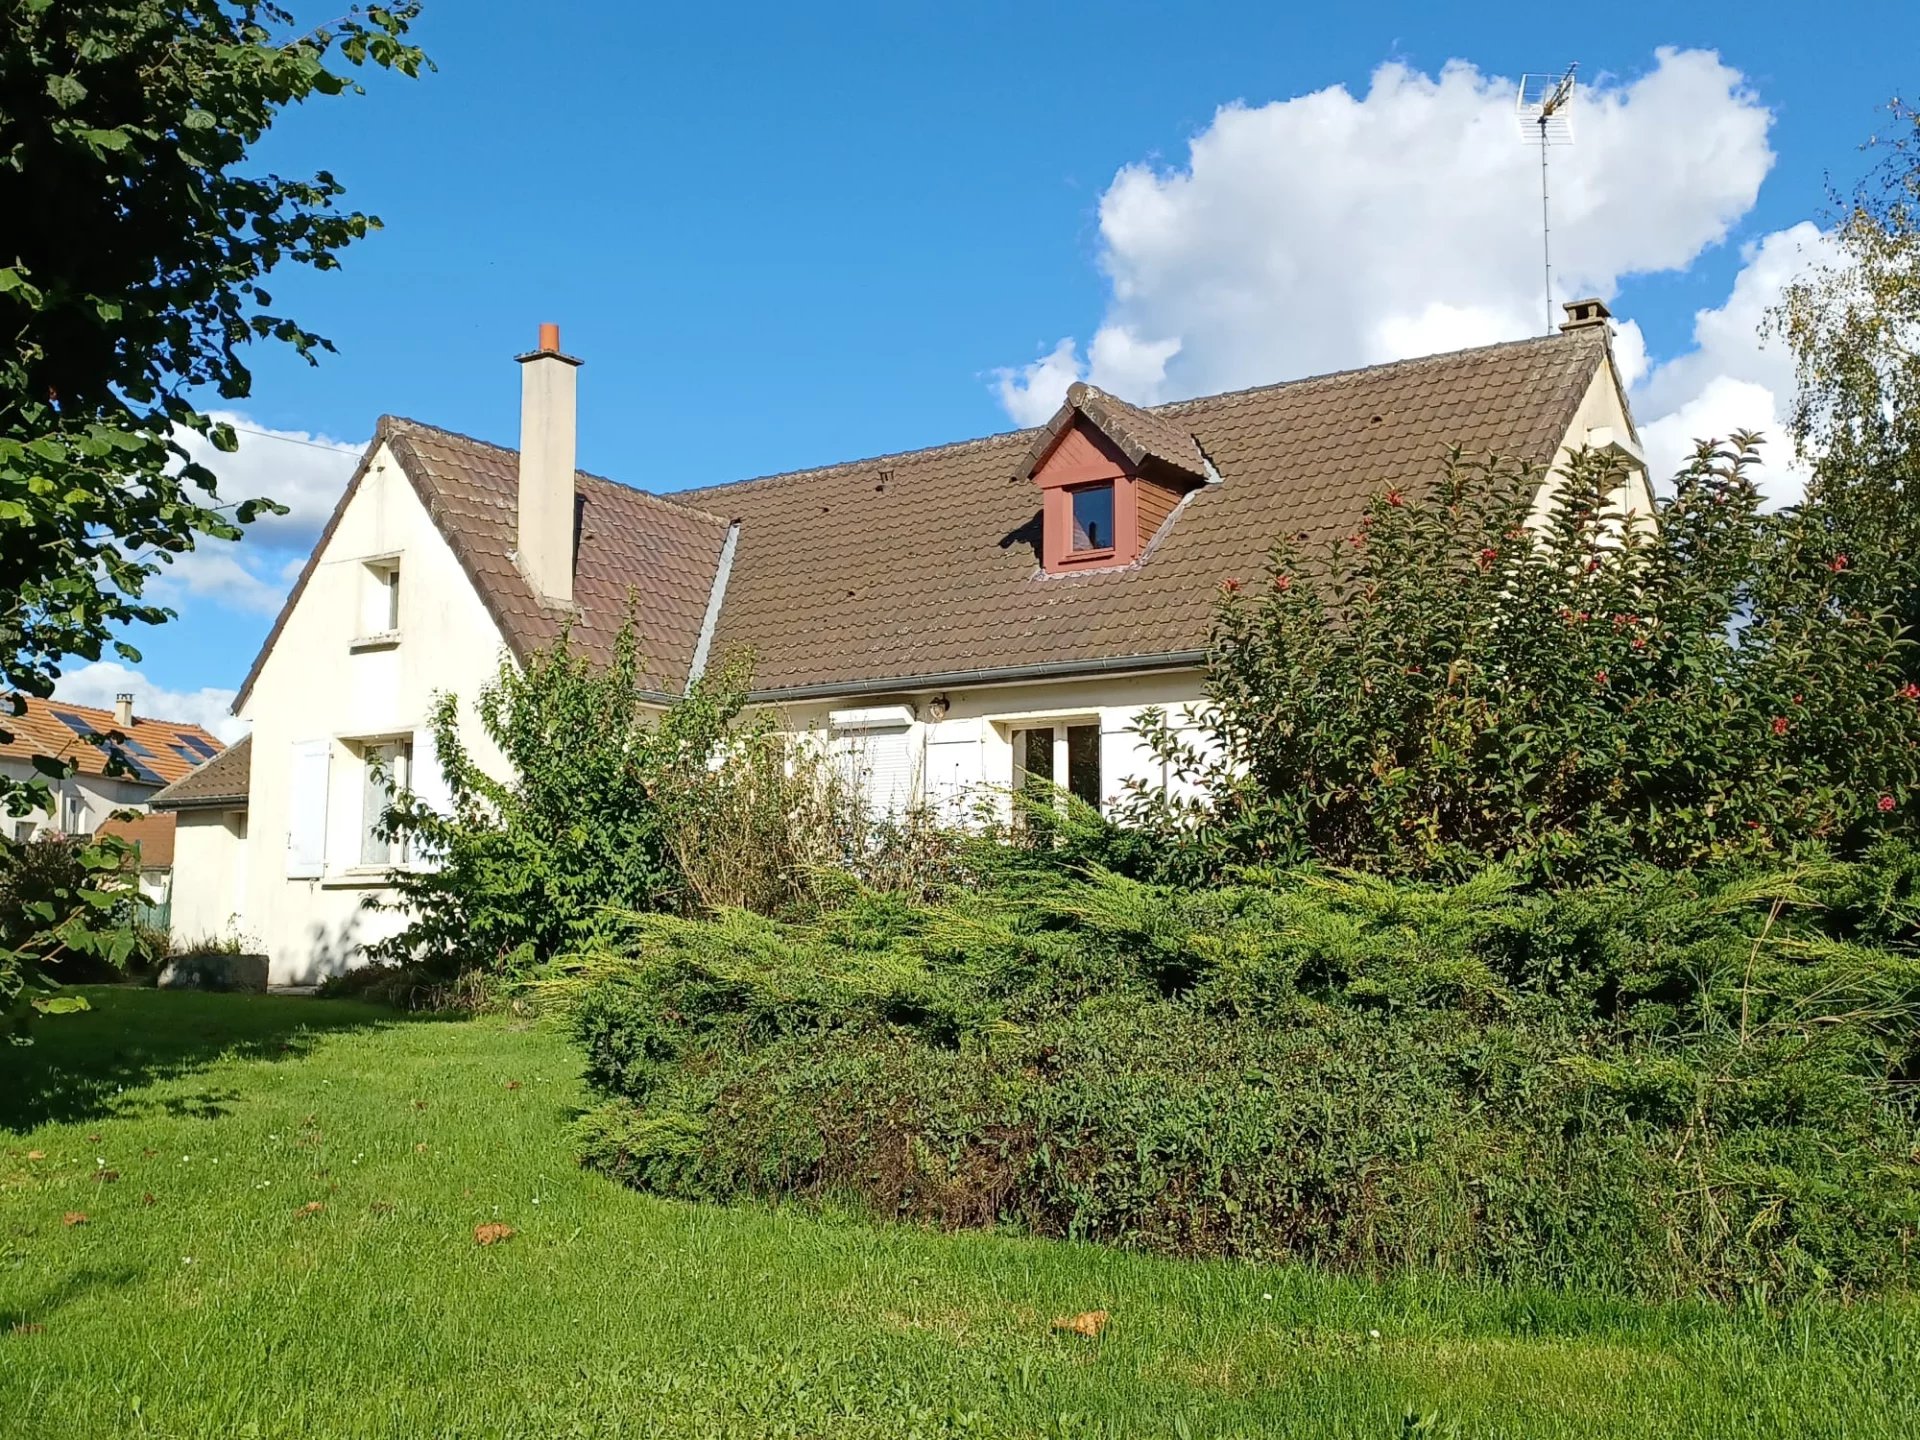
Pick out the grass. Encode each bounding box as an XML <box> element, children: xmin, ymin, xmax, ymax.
<box><xmin>1</xmin><ymin>990</ymin><xmax>1916</xmax><ymax>1439</ymax></box>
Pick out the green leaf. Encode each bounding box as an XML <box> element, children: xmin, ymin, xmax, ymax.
<box><xmin>45</xmin><ymin>73</ymin><xmax>86</xmax><ymax>108</ymax></box>
<box><xmin>31</xmin><ymin>995</ymin><xmax>92</xmax><ymax>1016</ymax></box>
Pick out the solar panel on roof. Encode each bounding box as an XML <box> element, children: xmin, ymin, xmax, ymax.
<box><xmin>51</xmin><ymin>711</ymin><xmax>99</xmax><ymax>741</ymax></box>
<box><xmin>179</xmin><ymin>734</ymin><xmax>219</xmax><ymax>759</ymax></box>
<box><xmin>173</xmin><ymin>744</ymin><xmax>204</xmax><ymax>768</ymax></box>
<box><xmin>49</xmin><ymin>710</ymin><xmax>166</xmax><ymax>783</ymax></box>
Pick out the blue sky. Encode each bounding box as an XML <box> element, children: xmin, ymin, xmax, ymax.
<box><xmin>63</xmin><ymin>1</ymin><xmax>1920</xmax><ymax>734</ymax></box>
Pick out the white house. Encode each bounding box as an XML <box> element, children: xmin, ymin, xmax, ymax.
<box><xmin>154</xmin><ymin>302</ymin><xmax>1650</xmax><ymax>983</ymax></box>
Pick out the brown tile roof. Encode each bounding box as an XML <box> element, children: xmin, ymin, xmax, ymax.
<box><xmin>383</xmin><ymin>422</ymin><xmax>733</xmax><ymax>695</ymax></box>
<box><xmin>232</xmin><ymin>328</ymin><xmax>1609</xmax><ymax>710</ymax></box>
<box><xmin>674</xmin><ymin>330</ymin><xmax>1608</xmax><ymax>696</ymax></box>
<box><xmin>231</xmin><ymin>419</ymin><xmax>733</xmax><ymax>709</ymax></box>
<box><xmin>151</xmin><ymin>734</ymin><xmax>251</xmax><ymax>811</ymax></box>
<box><xmin>96</xmin><ymin>811</ymin><xmax>176</xmax><ymax>868</ymax></box>
<box><xmin>0</xmin><ymin>696</ymin><xmax>225</xmax><ymax>788</ymax></box>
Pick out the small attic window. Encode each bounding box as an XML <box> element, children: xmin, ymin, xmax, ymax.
<box><xmin>352</xmin><ymin>555</ymin><xmax>401</xmax><ymax>648</ymax></box>
<box><xmin>1070</xmin><ymin>484</ymin><xmax>1115</xmax><ymax>553</ymax></box>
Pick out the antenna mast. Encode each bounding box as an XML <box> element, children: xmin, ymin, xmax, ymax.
<box><xmin>1516</xmin><ymin>64</ymin><xmax>1577</xmax><ymax>334</ymax></box>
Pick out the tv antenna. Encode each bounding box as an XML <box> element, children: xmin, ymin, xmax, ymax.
<box><xmin>1516</xmin><ymin>64</ymin><xmax>1577</xmax><ymax>334</ymax></box>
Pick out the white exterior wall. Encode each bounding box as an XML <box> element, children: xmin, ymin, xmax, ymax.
<box><xmin>235</xmin><ymin>443</ymin><xmax>513</xmax><ymax>983</ymax></box>
<box><xmin>768</xmin><ymin>668</ymin><xmax>1211</xmax><ymax>824</ymax></box>
<box><xmin>1529</xmin><ymin>356</ymin><xmax>1656</xmax><ymax>527</ymax></box>
<box><xmin>0</xmin><ymin>759</ymin><xmax>155</xmax><ymax>840</ymax></box>
<box><xmin>169</xmin><ymin>810</ymin><xmax>249</xmax><ymax>948</ymax></box>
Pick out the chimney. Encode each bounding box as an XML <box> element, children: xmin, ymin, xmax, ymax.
<box><xmin>514</xmin><ymin>322</ymin><xmax>583</xmax><ymax>607</ymax></box>
<box><xmin>113</xmin><ymin>693</ymin><xmax>134</xmax><ymax>729</ymax></box>
<box><xmin>1559</xmin><ymin>298</ymin><xmax>1613</xmax><ymax>332</ymax></box>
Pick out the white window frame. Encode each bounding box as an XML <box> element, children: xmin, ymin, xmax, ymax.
<box><xmin>356</xmin><ymin>737</ymin><xmax>410</xmax><ymax>868</ymax></box>
<box><xmin>351</xmin><ymin>553</ymin><xmax>403</xmax><ymax>649</ymax></box>
<box><xmin>1006</xmin><ymin>714</ymin><xmax>1103</xmax><ymax>813</ymax></box>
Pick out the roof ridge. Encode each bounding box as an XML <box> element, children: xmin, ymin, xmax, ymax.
<box><xmin>381</xmin><ymin>414</ymin><xmax>733</xmax><ymax>529</ymax></box>
<box><xmin>1149</xmin><ymin>330</ymin><xmax>1598</xmax><ymax>414</ymax></box>
<box><xmin>659</xmin><ymin>426</ymin><xmax>1034</xmax><ymax>506</ymax></box>
<box><xmin>661</xmin><ymin>330</ymin><xmax>1599</xmax><ymax>503</ymax></box>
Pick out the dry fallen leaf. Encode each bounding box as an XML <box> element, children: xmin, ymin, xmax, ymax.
<box><xmin>25</xmin><ymin>1150</ymin><xmax>45</xmax><ymax>1162</ymax></box>
<box><xmin>473</xmin><ymin>1222</ymin><xmax>515</xmax><ymax>1246</ymax></box>
<box><xmin>504</xmin><ymin>1080</ymin><xmax>522</xmax><ymax>1091</ymax></box>
<box><xmin>141</xmin><ymin>1193</ymin><xmax>156</xmax><ymax>1207</ymax></box>
<box><xmin>61</xmin><ymin>1212</ymin><xmax>87</xmax><ymax>1227</ymax></box>
<box><xmin>414</xmin><ymin>1143</ymin><xmax>428</xmax><ymax>1154</ymax></box>
<box><xmin>92</xmin><ymin>1169</ymin><xmax>119</xmax><ymax>1184</ymax></box>
<box><xmin>298</xmin><ymin>1201</ymin><xmax>325</xmax><ymax>1216</ymax></box>
<box><xmin>412</xmin><ymin>1100</ymin><xmax>428</xmax><ymax>1111</ymax></box>
<box><xmin>86</xmin><ymin>1133</ymin><xmax>101</xmax><ymax>1143</ymax></box>
<box><xmin>142</xmin><ymin>1147</ymin><xmax>157</xmax><ymax>1158</ymax></box>
<box><xmin>11</xmin><ymin>1323</ymin><xmax>45</xmax><ymax>1335</ymax></box>
<box><xmin>1051</xmin><ymin>1310</ymin><xmax>1110</xmax><ymax>1339</ymax></box>
<box><xmin>368</xmin><ymin>1201</ymin><xmax>394</xmax><ymax>1215</ymax></box>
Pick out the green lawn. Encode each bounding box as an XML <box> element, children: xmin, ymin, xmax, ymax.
<box><xmin>2</xmin><ymin>989</ymin><xmax>1915</xmax><ymax>1439</ymax></box>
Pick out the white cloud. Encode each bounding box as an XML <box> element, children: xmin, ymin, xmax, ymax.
<box><xmin>1633</xmin><ymin>221</ymin><xmax>1833</xmax><ymax>504</ymax></box>
<box><xmin>154</xmin><ymin>412</ymin><xmax>361</xmax><ymax>615</ymax></box>
<box><xmin>53</xmin><ymin>661</ymin><xmax>248</xmax><ymax>744</ymax></box>
<box><xmin>993</xmin><ymin>48</ymin><xmax>1775</xmax><ymax>418</ymax></box>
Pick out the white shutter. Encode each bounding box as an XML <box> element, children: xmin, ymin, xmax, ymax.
<box><xmin>924</xmin><ymin>719</ymin><xmax>982</xmax><ymax>822</ymax></box>
<box><xmin>411</xmin><ymin>726</ymin><xmax>453</xmax><ymax>816</ymax></box>
<box><xmin>833</xmin><ymin>725</ymin><xmax>917</xmax><ymax>819</ymax></box>
<box><xmin>408</xmin><ymin>725</ymin><xmax>453</xmax><ymax>871</ymax></box>
<box><xmin>286</xmin><ymin>739</ymin><xmax>331</xmax><ymax>879</ymax></box>
<box><xmin>865</xmin><ymin>729</ymin><xmax>915</xmax><ymax>816</ymax></box>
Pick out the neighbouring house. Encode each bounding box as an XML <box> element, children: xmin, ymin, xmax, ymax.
<box><xmin>154</xmin><ymin>301</ymin><xmax>1651</xmax><ymax>984</ymax></box>
<box><xmin>0</xmin><ymin>693</ymin><xmax>225</xmax><ymax>841</ymax></box>
<box><xmin>94</xmin><ymin>811</ymin><xmax>179</xmax><ymax>927</ymax></box>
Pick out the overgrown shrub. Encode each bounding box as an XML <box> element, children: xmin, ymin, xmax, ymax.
<box><xmin>666</xmin><ymin>721</ymin><xmax>963</xmax><ymax>916</ymax></box>
<box><xmin>559</xmin><ymin>848</ymin><xmax>1920</xmax><ymax>1301</ymax></box>
<box><xmin>369</xmin><ymin>616</ymin><xmax>752</xmax><ymax>974</ymax></box>
<box><xmin>1</xmin><ymin>832</ymin><xmax>139</xmax><ymax>1030</ymax></box>
<box><xmin>1123</xmin><ymin>443</ymin><xmax>1920</xmax><ymax>883</ymax></box>
<box><xmin>371</xmin><ymin>613</ymin><xmax>968</xmax><ymax>976</ymax></box>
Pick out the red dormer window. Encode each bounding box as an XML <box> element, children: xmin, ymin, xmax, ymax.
<box><xmin>1021</xmin><ymin>382</ymin><xmax>1212</xmax><ymax>575</ymax></box>
<box><xmin>1070</xmin><ymin>484</ymin><xmax>1115</xmax><ymax>555</ymax></box>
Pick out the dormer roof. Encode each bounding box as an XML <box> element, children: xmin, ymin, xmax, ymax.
<box><xmin>1019</xmin><ymin>381</ymin><xmax>1211</xmax><ymax>486</ymax></box>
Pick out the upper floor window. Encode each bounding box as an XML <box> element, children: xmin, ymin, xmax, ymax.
<box><xmin>1070</xmin><ymin>484</ymin><xmax>1115</xmax><ymax>554</ymax></box>
<box><xmin>357</xmin><ymin>557</ymin><xmax>401</xmax><ymax>642</ymax></box>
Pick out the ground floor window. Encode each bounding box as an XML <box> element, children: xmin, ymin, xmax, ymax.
<box><xmin>1012</xmin><ymin>721</ymin><xmax>1102</xmax><ymax>811</ymax></box>
<box><xmin>359</xmin><ymin>740</ymin><xmax>410</xmax><ymax>866</ymax></box>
